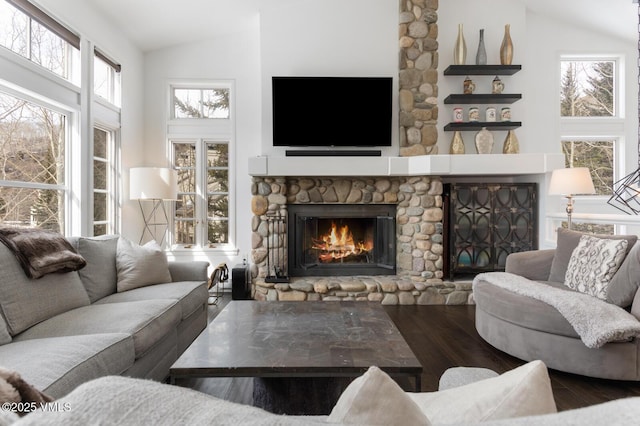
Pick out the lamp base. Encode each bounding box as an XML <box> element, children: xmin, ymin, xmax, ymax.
<box><xmin>138</xmin><ymin>199</ymin><xmax>170</xmax><ymax>246</ymax></box>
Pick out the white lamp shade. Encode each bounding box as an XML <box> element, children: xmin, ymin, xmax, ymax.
<box><xmin>130</xmin><ymin>167</ymin><xmax>178</xmax><ymax>200</ymax></box>
<box><xmin>549</xmin><ymin>167</ymin><xmax>596</xmax><ymax>196</ymax></box>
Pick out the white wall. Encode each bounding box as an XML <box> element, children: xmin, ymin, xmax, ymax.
<box><xmin>144</xmin><ymin>21</ymin><xmax>262</xmax><ymax>268</ymax></box>
<box><xmin>32</xmin><ymin>0</ymin><xmax>146</xmax><ymax>241</ymax></box>
<box><xmin>259</xmin><ymin>0</ymin><xmax>399</xmax><ymax>157</ymax></box>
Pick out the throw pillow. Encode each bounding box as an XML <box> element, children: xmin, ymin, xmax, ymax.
<box><xmin>116</xmin><ymin>238</ymin><xmax>172</xmax><ymax>292</ymax></box>
<box><xmin>328</xmin><ymin>366</ymin><xmax>431</xmax><ymax>425</ymax></box>
<box><xmin>408</xmin><ymin>360</ymin><xmax>556</xmax><ymax>423</ymax></box>
<box><xmin>0</xmin><ymin>243</ymin><xmax>90</xmax><ymax>336</ymax></box>
<box><xmin>71</xmin><ymin>236</ymin><xmax>119</xmax><ymax>303</ymax></box>
<box><xmin>607</xmin><ymin>241</ymin><xmax>640</xmax><ymax>307</ymax></box>
<box><xmin>548</xmin><ymin>228</ymin><xmax>637</xmax><ymax>283</ymax></box>
<box><xmin>564</xmin><ymin>235</ymin><xmax>628</xmax><ymax>300</ymax></box>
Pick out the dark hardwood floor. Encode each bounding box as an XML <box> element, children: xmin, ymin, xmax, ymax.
<box><xmin>179</xmin><ymin>296</ymin><xmax>640</xmax><ymax>413</ymax></box>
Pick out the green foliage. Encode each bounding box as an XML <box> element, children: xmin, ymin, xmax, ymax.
<box><xmin>561</xmin><ymin>140</ymin><xmax>613</xmax><ymax>195</ymax></box>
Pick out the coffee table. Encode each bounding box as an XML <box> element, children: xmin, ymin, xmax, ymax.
<box><xmin>170</xmin><ymin>301</ymin><xmax>422</xmax><ymax>413</ymax></box>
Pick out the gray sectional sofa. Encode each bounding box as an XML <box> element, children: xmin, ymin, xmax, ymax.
<box><xmin>474</xmin><ymin>228</ymin><xmax>640</xmax><ymax>380</ymax></box>
<box><xmin>0</xmin><ymin>235</ymin><xmax>209</xmax><ymax>398</ymax></box>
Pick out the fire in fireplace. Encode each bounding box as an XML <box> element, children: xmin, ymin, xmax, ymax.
<box><xmin>288</xmin><ymin>204</ymin><xmax>396</xmax><ymax>276</ymax></box>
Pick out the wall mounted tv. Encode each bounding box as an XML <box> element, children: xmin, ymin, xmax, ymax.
<box><xmin>272</xmin><ymin>76</ymin><xmax>393</xmax><ymax>147</ymax></box>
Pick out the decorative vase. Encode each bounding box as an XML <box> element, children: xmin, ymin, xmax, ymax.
<box><xmin>502</xmin><ymin>130</ymin><xmax>520</xmax><ymax>154</ymax></box>
<box><xmin>454</xmin><ymin>24</ymin><xmax>467</xmax><ymax>65</ymax></box>
<box><xmin>475</xmin><ymin>127</ymin><xmax>494</xmax><ymax>154</ymax></box>
<box><xmin>450</xmin><ymin>131</ymin><xmax>465</xmax><ymax>154</ymax></box>
<box><xmin>475</xmin><ymin>29</ymin><xmax>487</xmax><ymax>65</ymax></box>
<box><xmin>500</xmin><ymin>24</ymin><xmax>513</xmax><ymax>65</ymax></box>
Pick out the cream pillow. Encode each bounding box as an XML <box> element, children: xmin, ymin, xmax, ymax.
<box><xmin>564</xmin><ymin>235</ymin><xmax>628</xmax><ymax>300</ymax></box>
<box><xmin>408</xmin><ymin>360</ymin><xmax>556</xmax><ymax>423</ymax></box>
<box><xmin>116</xmin><ymin>238</ymin><xmax>172</xmax><ymax>292</ymax></box>
<box><xmin>328</xmin><ymin>366</ymin><xmax>431</xmax><ymax>425</ymax></box>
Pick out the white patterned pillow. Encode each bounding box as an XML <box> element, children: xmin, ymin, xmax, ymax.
<box><xmin>564</xmin><ymin>235</ymin><xmax>629</xmax><ymax>299</ymax></box>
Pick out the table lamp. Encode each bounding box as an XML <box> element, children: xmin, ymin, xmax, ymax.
<box><xmin>130</xmin><ymin>167</ymin><xmax>178</xmax><ymax>245</ymax></box>
<box><xmin>549</xmin><ymin>167</ymin><xmax>596</xmax><ymax>230</ymax></box>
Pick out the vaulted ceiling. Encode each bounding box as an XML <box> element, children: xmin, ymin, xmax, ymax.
<box><xmin>83</xmin><ymin>0</ymin><xmax>637</xmax><ymax>53</ymax></box>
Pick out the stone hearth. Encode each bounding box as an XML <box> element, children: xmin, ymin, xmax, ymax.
<box><xmin>250</xmin><ymin>176</ymin><xmax>473</xmax><ymax>305</ymax></box>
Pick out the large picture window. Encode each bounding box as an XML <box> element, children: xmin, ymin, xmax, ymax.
<box><xmin>0</xmin><ymin>90</ymin><xmax>67</xmax><ymax>232</ymax></box>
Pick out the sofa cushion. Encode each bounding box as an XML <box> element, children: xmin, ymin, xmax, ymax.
<box><xmin>328</xmin><ymin>366</ymin><xmax>431</xmax><ymax>425</ymax></box>
<box><xmin>564</xmin><ymin>235</ymin><xmax>628</xmax><ymax>300</ymax></box>
<box><xmin>408</xmin><ymin>360</ymin><xmax>557</xmax><ymax>423</ymax></box>
<box><xmin>13</xmin><ymin>300</ymin><xmax>181</xmax><ymax>359</ymax></box>
<box><xmin>0</xmin><ymin>244</ymin><xmax>90</xmax><ymax>336</ymax></box>
<box><xmin>608</xmin><ymin>241</ymin><xmax>640</xmax><ymax>307</ymax></box>
<box><xmin>473</xmin><ymin>279</ymin><xmax>579</xmax><ymax>338</ymax></box>
<box><xmin>0</xmin><ymin>315</ymin><xmax>10</xmax><ymax>345</ymax></box>
<box><xmin>116</xmin><ymin>238</ymin><xmax>172</xmax><ymax>292</ymax></box>
<box><xmin>549</xmin><ymin>228</ymin><xmax>637</xmax><ymax>283</ymax></box>
<box><xmin>94</xmin><ymin>281</ymin><xmax>208</xmax><ymax>320</ymax></box>
<box><xmin>0</xmin><ymin>333</ymin><xmax>134</xmax><ymax>398</ymax></box>
<box><xmin>68</xmin><ymin>235</ymin><xmax>118</xmax><ymax>303</ymax></box>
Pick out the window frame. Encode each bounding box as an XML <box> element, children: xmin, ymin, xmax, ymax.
<box><xmin>559</xmin><ymin>54</ymin><xmax>626</xmax><ymax>197</ymax></box>
<box><xmin>167</xmin><ymin>80</ymin><xmax>236</xmax><ymax>253</ymax></box>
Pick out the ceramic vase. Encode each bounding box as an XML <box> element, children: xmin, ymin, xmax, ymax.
<box><xmin>500</xmin><ymin>24</ymin><xmax>513</xmax><ymax>65</ymax></box>
<box><xmin>475</xmin><ymin>128</ymin><xmax>494</xmax><ymax>154</ymax></box>
<box><xmin>502</xmin><ymin>130</ymin><xmax>520</xmax><ymax>154</ymax></box>
<box><xmin>475</xmin><ymin>29</ymin><xmax>487</xmax><ymax>65</ymax></box>
<box><xmin>454</xmin><ymin>24</ymin><xmax>467</xmax><ymax>65</ymax></box>
<box><xmin>450</xmin><ymin>131</ymin><xmax>465</xmax><ymax>154</ymax></box>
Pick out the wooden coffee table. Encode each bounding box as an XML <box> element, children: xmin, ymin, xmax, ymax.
<box><xmin>170</xmin><ymin>301</ymin><xmax>422</xmax><ymax>413</ymax></box>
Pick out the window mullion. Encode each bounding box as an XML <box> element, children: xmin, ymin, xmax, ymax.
<box><xmin>196</xmin><ymin>139</ymin><xmax>207</xmax><ymax>246</ymax></box>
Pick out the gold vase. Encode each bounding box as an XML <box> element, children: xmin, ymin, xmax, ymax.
<box><xmin>502</xmin><ymin>130</ymin><xmax>519</xmax><ymax>154</ymax></box>
<box><xmin>454</xmin><ymin>24</ymin><xmax>467</xmax><ymax>65</ymax></box>
<box><xmin>450</xmin><ymin>131</ymin><xmax>465</xmax><ymax>154</ymax></box>
<box><xmin>500</xmin><ymin>24</ymin><xmax>513</xmax><ymax>65</ymax></box>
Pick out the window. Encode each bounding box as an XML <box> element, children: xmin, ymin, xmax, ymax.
<box><xmin>0</xmin><ymin>0</ymin><xmax>79</xmax><ymax>82</ymax></box>
<box><xmin>172</xmin><ymin>87</ymin><xmax>230</xmax><ymax>119</ymax></box>
<box><xmin>0</xmin><ymin>90</ymin><xmax>67</xmax><ymax>232</ymax></box>
<box><xmin>172</xmin><ymin>140</ymin><xmax>231</xmax><ymax>247</ymax></box>
<box><xmin>559</xmin><ymin>57</ymin><xmax>621</xmax><ymax>196</ymax></box>
<box><xmin>169</xmin><ymin>81</ymin><xmax>234</xmax><ymax>250</ymax></box>
<box><xmin>93</xmin><ymin>127</ymin><xmax>116</xmax><ymax>236</ymax></box>
<box><xmin>560</xmin><ymin>60</ymin><xmax>615</xmax><ymax>117</ymax></box>
<box><xmin>94</xmin><ymin>51</ymin><xmax>121</xmax><ymax>106</ymax></box>
<box><xmin>561</xmin><ymin>140</ymin><xmax>614</xmax><ymax>195</ymax></box>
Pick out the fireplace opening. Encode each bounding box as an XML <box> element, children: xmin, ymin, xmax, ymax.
<box><xmin>288</xmin><ymin>204</ymin><xmax>396</xmax><ymax>276</ymax></box>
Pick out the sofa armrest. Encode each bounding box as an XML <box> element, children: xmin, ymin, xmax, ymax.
<box><xmin>168</xmin><ymin>261</ymin><xmax>209</xmax><ymax>282</ymax></box>
<box><xmin>505</xmin><ymin>249</ymin><xmax>555</xmax><ymax>281</ymax></box>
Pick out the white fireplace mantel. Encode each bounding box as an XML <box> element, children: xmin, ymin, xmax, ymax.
<box><xmin>248</xmin><ymin>154</ymin><xmax>566</xmax><ymax>177</ymax></box>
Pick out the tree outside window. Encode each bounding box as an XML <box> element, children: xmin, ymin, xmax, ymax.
<box><xmin>560</xmin><ymin>60</ymin><xmax>615</xmax><ymax>117</ymax></box>
<box><xmin>0</xmin><ymin>91</ymin><xmax>66</xmax><ymax>231</ymax></box>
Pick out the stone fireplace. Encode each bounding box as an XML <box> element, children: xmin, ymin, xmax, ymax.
<box><xmin>250</xmin><ymin>175</ymin><xmax>474</xmax><ymax>305</ymax></box>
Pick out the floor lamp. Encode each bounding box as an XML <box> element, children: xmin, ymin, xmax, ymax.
<box><xmin>130</xmin><ymin>167</ymin><xmax>178</xmax><ymax>246</ymax></box>
<box><xmin>548</xmin><ymin>167</ymin><xmax>596</xmax><ymax>230</ymax></box>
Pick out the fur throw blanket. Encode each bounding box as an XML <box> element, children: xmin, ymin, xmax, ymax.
<box><xmin>0</xmin><ymin>227</ymin><xmax>86</xmax><ymax>279</ymax></box>
<box><xmin>0</xmin><ymin>367</ymin><xmax>53</xmax><ymax>416</ymax></box>
<box><xmin>474</xmin><ymin>272</ymin><xmax>640</xmax><ymax>348</ymax></box>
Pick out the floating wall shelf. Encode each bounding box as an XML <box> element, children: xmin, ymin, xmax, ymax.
<box><xmin>444</xmin><ymin>94</ymin><xmax>522</xmax><ymax>104</ymax></box>
<box><xmin>443</xmin><ymin>65</ymin><xmax>522</xmax><ymax>75</ymax></box>
<box><xmin>443</xmin><ymin>121</ymin><xmax>522</xmax><ymax>131</ymax></box>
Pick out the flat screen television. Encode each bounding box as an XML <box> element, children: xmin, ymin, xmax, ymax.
<box><xmin>272</xmin><ymin>76</ymin><xmax>393</xmax><ymax>147</ymax></box>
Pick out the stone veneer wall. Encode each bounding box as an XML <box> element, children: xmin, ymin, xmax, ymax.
<box><xmin>399</xmin><ymin>0</ymin><xmax>439</xmax><ymax>157</ymax></box>
<box><xmin>249</xmin><ymin>176</ymin><xmax>473</xmax><ymax>305</ymax></box>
